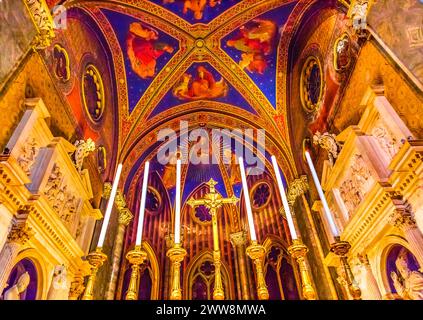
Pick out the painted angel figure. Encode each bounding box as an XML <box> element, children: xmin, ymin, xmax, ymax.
<box><xmin>390</xmin><ymin>249</ymin><xmax>423</xmax><ymax>300</ymax></box>
<box><xmin>126</xmin><ymin>22</ymin><xmax>174</xmax><ymax>79</ymax></box>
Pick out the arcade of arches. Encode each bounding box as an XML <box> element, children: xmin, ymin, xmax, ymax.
<box><xmin>1</xmin><ymin>0</ymin><xmax>423</xmax><ymax>301</ymax></box>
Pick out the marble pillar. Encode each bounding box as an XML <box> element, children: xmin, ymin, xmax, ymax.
<box><xmin>105</xmin><ymin>208</ymin><xmax>133</xmax><ymax>300</ymax></box>
<box><xmin>0</xmin><ymin>214</ymin><xmax>34</xmax><ymax>293</ymax></box>
<box><xmin>389</xmin><ymin>198</ymin><xmax>423</xmax><ymax>268</ymax></box>
<box><xmin>230</xmin><ymin>231</ymin><xmax>250</xmax><ymax>300</ymax></box>
<box><xmin>357</xmin><ymin>254</ymin><xmax>382</xmax><ymax>300</ymax></box>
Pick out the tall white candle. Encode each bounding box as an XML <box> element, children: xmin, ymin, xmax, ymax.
<box><xmin>97</xmin><ymin>163</ymin><xmax>123</xmax><ymax>248</ymax></box>
<box><xmin>271</xmin><ymin>156</ymin><xmax>298</xmax><ymax>240</ymax></box>
<box><xmin>174</xmin><ymin>159</ymin><xmax>182</xmax><ymax>245</ymax></box>
<box><xmin>135</xmin><ymin>161</ymin><xmax>150</xmax><ymax>246</ymax></box>
<box><xmin>238</xmin><ymin>157</ymin><xmax>257</xmax><ymax>242</ymax></box>
<box><xmin>304</xmin><ymin>151</ymin><xmax>339</xmax><ymax>237</ymax></box>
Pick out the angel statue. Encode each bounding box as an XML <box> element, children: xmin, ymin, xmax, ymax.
<box><xmin>312</xmin><ymin>131</ymin><xmax>342</xmax><ymax>166</ymax></box>
<box><xmin>3</xmin><ymin>271</ymin><xmax>31</xmax><ymax>300</ymax></box>
<box><xmin>390</xmin><ymin>248</ymin><xmax>423</xmax><ymax>300</ymax></box>
<box><xmin>73</xmin><ymin>139</ymin><xmax>96</xmax><ymax>173</ymax></box>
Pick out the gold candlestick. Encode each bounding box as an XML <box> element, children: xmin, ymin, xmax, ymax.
<box><xmin>330</xmin><ymin>237</ymin><xmax>362</xmax><ymax>300</ymax></box>
<box><xmin>125</xmin><ymin>245</ymin><xmax>148</xmax><ymax>300</ymax></box>
<box><xmin>81</xmin><ymin>248</ymin><xmax>107</xmax><ymax>300</ymax></box>
<box><xmin>288</xmin><ymin>239</ymin><xmax>317</xmax><ymax>300</ymax></box>
<box><xmin>246</xmin><ymin>241</ymin><xmax>269</xmax><ymax>300</ymax></box>
<box><xmin>167</xmin><ymin>243</ymin><xmax>187</xmax><ymax>300</ymax></box>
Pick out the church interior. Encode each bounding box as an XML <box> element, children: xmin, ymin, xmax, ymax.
<box><xmin>1</xmin><ymin>0</ymin><xmax>423</xmax><ymax>301</ymax></box>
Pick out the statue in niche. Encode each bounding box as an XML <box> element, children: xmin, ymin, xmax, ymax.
<box><xmin>44</xmin><ymin>164</ymin><xmax>63</xmax><ymax>202</ymax></box>
<box><xmin>73</xmin><ymin>139</ymin><xmax>96</xmax><ymax>173</ymax></box>
<box><xmin>17</xmin><ymin>137</ymin><xmax>39</xmax><ymax>176</ymax></box>
<box><xmin>391</xmin><ymin>248</ymin><xmax>423</xmax><ymax>300</ymax></box>
<box><xmin>3</xmin><ymin>271</ymin><xmax>30</xmax><ymax>300</ymax></box>
<box><xmin>312</xmin><ymin>131</ymin><xmax>341</xmax><ymax>166</ymax></box>
<box><xmin>47</xmin><ymin>265</ymin><xmax>69</xmax><ymax>300</ymax></box>
<box><xmin>371</xmin><ymin>126</ymin><xmax>399</xmax><ymax>159</ymax></box>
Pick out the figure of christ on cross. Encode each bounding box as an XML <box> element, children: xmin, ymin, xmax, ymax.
<box><xmin>187</xmin><ymin>178</ymin><xmax>239</xmax><ymax>300</ymax></box>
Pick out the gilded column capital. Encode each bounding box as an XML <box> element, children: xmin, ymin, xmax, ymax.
<box><xmin>389</xmin><ymin>208</ymin><xmax>416</xmax><ymax>230</ymax></box>
<box><xmin>103</xmin><ymin>183</ymin><xmax>112</xmax><ymax>199</ymax></box>
<box><xmin>118</xmin><ymin>208</ymin><xmax>133</xmax><ymax>227</ymax></box>
<box><xmin>115</xmin><ymin>191</ymin><xmax>127</xmax><ymax>212</ymax></box>
<box><xmin>24</xmin><ymin>0</ymin><xmax>56</xmax><ymax>49</ymax></box>
<box><xmin>7</xmin><ymin>223</ymin><xmax>35</xmax><ymax>245</ymax></box>
<box><xmin>230</xmin><ymin>231</ymin><xmax>247</xmax><ymax>247</ymax></box>
<box><xmin>287</xmin><ymin>175</ymin><xmax>309</xmax><ymax>206</ymax></box>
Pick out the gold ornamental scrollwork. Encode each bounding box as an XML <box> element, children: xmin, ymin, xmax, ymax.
<box><xmin>24</xmin><ymin>0</ymin><xmax>56</xmax><ymax>50</ymax></box>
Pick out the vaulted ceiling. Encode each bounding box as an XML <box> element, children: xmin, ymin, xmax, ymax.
<box><xmin>49</xmin><ymin>0</ymin><xmax>331</xmax><ymax>202</ymax></box>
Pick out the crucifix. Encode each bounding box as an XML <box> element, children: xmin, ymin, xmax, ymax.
<box><xmin>187</xmin><ymin>178</ymin><xmax>239</xmax><ymax>300</ymax></box>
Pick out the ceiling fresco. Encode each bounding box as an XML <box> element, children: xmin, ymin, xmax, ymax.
<box><xmin>69</xmin><ymin>0</ymin><xmax>310</xmax><ymax>198</ymax></box>
<box><xmin>102</xmin><ymin>8</ymin><xmax>180</xmax><ymax>113</ymax></box>
<box><xmin>149</xmin><ymin>62</ymin><xmax>258</xmax><ymax>118</ymax></box>
<box><xmin>221</xmin><ymin>2</ymin><xmax>298</xmax><ymax>107</ymax></box>
<box><xmin>149</xmin><ymin>0</ymin><xmax>242</xmax><ymax>24</ymax></box>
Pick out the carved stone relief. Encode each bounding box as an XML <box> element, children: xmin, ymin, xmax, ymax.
<box><xmin>43</xmin><ymin>163</ymin><xmax>82</xmax><ymax>234</ymax></box>
<box><xmin>16</xmin><ymin>136</ymin><xmax>39</xmax><ymax>176</ymax></box>
<box><xmin>371</xmin><ymin>116</ymin><xmax>401</xmax><ymax>160</ymax></box>
<box><xmin>339</xmin><ymin>154</ymin><xmax>374</xmax><ymax>217</ymax></box>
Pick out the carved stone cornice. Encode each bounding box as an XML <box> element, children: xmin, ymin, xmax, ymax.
<box><xmin>118</xmin><ymin>208</ymin><xmax>133</xmax><ymax>227</ymax></box>
<box><xmin>24</xmin><ymin>0</ymin><xmax>56</xmax><ymax>49</ymax></box>
<box><xmin>230</xmin><ymin>231</ymin><xmax>247</xmax><ymax>247</ymax></box>
<box><xmin>287</xmin><ymin>175</ymin><xmax>309</xmax><ymax>206</ymax></box>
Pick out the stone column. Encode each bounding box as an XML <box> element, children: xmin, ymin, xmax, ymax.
<box><xmin>389</xmin><ymin>198</ymin><xmax>423</xmax><ymax>268</ymax></box>
<box><xmin>0</xmin><ymin>213</ymin><xmax>34</xmax><ymax>293</ymax></box>
<box><xmin>357</xmin><ymin>254</ymin><xmax>382</xmax><ymax>300</ymax></box>
<box><xmin>105</xmin><ymin>207</ymin><xmax>133</xmax><ymax>300</ymax></box>
<box><xmin>230</xmin><ymin>231</ymin><xmax>250</xmax><ymax>300</ymax></box>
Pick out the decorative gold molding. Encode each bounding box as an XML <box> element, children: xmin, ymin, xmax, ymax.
<box><xmin>24</xmin><ymin>0</ymin><xmax>56</xmax><ymax>49</ymax></box>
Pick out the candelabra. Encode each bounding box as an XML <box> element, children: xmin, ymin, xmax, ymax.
<box><xmin>288</xmin><ymin>239</ymin><xmax>317</xmax><ymax>300</ymax></box>
<box><xmin>125</xmin><ymin>245</ymin><xmax>148</xmax><ymax>300</ymax></box>
<box><xmin>167</xmin><ymin>243</ymin><xmax>187</xmax><ymax>300</ymax></box>
<box><xmin>246</xmin><ymin>241</ymin><xmax>269</xmax><ymax>300</ymax></box>
<box><xmin>330</xmin><ymin>237</ymin><xmax>362</xmax><ymax>300</ymax></box>
<box><xmin>81</xmin><ymin>248</ymin><xmax>107</xmax><ymax>300</ymax></box>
